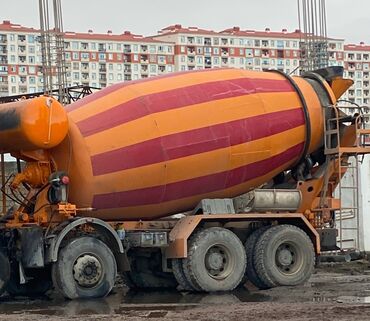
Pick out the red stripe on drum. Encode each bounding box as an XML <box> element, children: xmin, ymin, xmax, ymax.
<box><xmin>76</xmin><ymin>77</ymin><xmax>295</xmax><ymax>137</ymax></box>
<box><xmin>91</xmin><ymin>108</ymin><xmax>305</xmax><ymax>176</ymax></box>
<box><xmin>92</xmin><ymin>142</ymin><xmax>304</xmax><ymax>209</ymax></box>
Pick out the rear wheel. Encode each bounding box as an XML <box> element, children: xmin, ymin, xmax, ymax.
<box><xmin>183</xmin><ymin>227</ymin><xmax>246</xmax><ymax>292</ymax></box>
<box><xmin>245</xmin><ymin>226</ymin><xmax>272</xmax><ymax>289</ymax></box>
<box><xmin>254</xmin><ymin>225</ymin><xmax>315</xmax><ymax>286</ymax></box>
<box><xmin>172</xmin><ymin>259</ymin><xmax>194</xmax><ymax>291</ymax></box>
<box><xmin>52</xmin><ymin>237</ymin><xmax>117</xmax><ymax>299</ymax></box>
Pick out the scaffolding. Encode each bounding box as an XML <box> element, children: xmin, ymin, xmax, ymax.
<box><xmin>297</xmin><ymin>0</ymin><xmax>329</xmax><ymax>72</ymax></box>
<box><xmin>39</xmin><ymin>0</ymin><xmax>69</xmax><ymax>104</ymax></box>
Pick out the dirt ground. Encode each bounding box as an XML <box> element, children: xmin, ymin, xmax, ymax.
<box><xmin>0</xmin><ymin>261</ymin><xmax>370</xmax><ymax>321</ymax></box>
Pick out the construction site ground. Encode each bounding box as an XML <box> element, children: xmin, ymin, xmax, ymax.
<box><xmin>0</xmin><ymin>260</ymin><xmax>370</xmax><ymax>321</ymax></box>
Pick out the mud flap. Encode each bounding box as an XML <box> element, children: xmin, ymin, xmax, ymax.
<box><xmin>317</xmin><ymin>228</ymin><xmax>339</xmax><ymax>251</ymax></box>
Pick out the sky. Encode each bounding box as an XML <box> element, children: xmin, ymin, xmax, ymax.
<box><xmin>0</xmin><ymin>0</ymin><xmax>368</xmax><ymax>44</ymax></box>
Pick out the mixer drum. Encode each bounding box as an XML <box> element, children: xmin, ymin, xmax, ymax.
<box><xmin>50</xmin><ymin>68</ymin><xmax>325</xmax><ymax>220</ymax></box>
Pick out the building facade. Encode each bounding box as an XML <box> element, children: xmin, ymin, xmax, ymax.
<box><xmin>0</xmin><ymin>20</ymin><xmax>369</xmax><ymax>108</ymax></box>
<box><xmin>0</xmin><ymin>20</ymin><xmax>175</xmax><ymax>96</ymax></box>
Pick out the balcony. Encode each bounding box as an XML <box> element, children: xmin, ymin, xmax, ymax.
<box><xmin>140</xmin><ymin>45</ymin><xmax>148</xmax><ymax>53</ymax></box>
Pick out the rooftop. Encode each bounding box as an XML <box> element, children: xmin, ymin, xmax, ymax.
<box><xmin>345</xmin><ymin>43</ymin><xmax>370</xmax><ymax>52</ymax></box>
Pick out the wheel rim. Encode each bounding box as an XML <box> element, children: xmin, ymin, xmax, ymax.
<box><xmin>275</xmin><ymin>242</ymin><xmax>303</xmax><ymax>275</ymax></box>
<box><xmin>73</xmin><ymin>254</ymin><xmax>103</xmax><ymax>288</ymax></box>
<box><xmin>204</xmin><ymin>244</ymin><xmax>234</xmax><ymax>280</ymax></box>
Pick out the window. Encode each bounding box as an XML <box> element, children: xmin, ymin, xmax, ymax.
<box><xmin>230</xmin><ymin>48</ymin><xmax>235</xmax><ymax>55</ymax></box>
<box><xmin>150</xmin><ymin>65</ymin><xmax>157</xmax><ymax>73</ymax></box>
<box><xmin>91</xmin><ymin>63</ymin><xmax>96</xmax><ymax>70</ymax></box>
<box><xmin>109</xmin><ymin>64</ymin><xmax>113</xmax><ymax>71</ymax></box>
<box><xmin>214</xmin><ymin>57</ymin><xmax>220</xmax><ymax>64</ymax></box>
<box><xmin>73</xmin><ymin>62</ymin><xmax>79</xmax><ymax>70</ymax></box>
<box><xmin>180</xmin><ymin>36</ymin><xmax>186</xmax><ymax>43</ymax></box>
<box><xmin>254</xmin><ymin>40</ymin><xmax>260</xmax><ymax>46</ymax></box>
<box><xmin>213</xmin><ymin>47</ymin><xmax>219</xmax><ymax>55</ymax></box>
<box><xmin>197</xmin><ymin>56</ymin><xmax>203</xmax><ymax>64</ymax></box>
<box><xmin>239</xmin><ymin>58</ymin><xmax>244</xmax><ymax>64</ymax></box>
<box><xmin>91</xmin><ymin>43</ymin><xmax>96</xmax><ymax>50</ymax></box>
<box><xmin>213</xmin><ymin>38</ymin><xmax>219</xmax><ymax>45</ymax></box>
<box><xmin>133</xmin><ymin>45</ymin><xmax>138</xmax><ymax>52</ymax></box>
<box><xmin>246</xmin><ymin>49</ymin><xmax>253</xmax><ymax>57</ymax></box>
<box><xmin>239</xmin><ymin>48</ymin><xmax>244</xmax><ymax>55</ymax></box>
<box><xmin>72</xmin><ymin>42</ymin><xmax>79</xmax><ymax>50</ymax></box>
<box><xmin>99</xmin><ymin>53</ymin><xmax>105</xmax><ymax>60</ymax></box>
<box><xmin>73</xmin><ymin>52</ymin><xmax>79</xmax><ymax>60</ymax></box>
<box><xmin>149</xmin><ymin>45</ymin><xmax>156</xmax><ymax>53</ymax></box>
<box><xmin>73</xmin><ymin>72</ymin><xmax>79</xmax><ymax>80</ymax></box>
<box><xmin>28</xmin><ymin>35</ymin><xmax>35</xmax><ymax>43</ymax></box>
<box><xmin>109</xmin><ymin>73</ymin><xmax>113</xmax><ymax>80</ymax></box>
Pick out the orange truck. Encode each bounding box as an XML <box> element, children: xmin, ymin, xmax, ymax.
<box><xmin>0</xmin><ymin>66</ymin><xmax>368</xmax><ymax>299</ymax></box>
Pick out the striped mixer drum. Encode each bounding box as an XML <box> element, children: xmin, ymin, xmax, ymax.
<box><xmin>50</xmin><ymin>68</ymin><xmax>327</xmax><ymax>220</ymax></box>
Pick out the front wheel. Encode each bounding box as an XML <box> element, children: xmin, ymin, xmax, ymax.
<box><xmin>52</xmin><ymin>237</ymin><xmax>117</xmax><ymax>299</ymax></box>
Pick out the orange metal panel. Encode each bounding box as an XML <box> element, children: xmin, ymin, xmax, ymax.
<box><xmin>166</xmin><ymin>213</ymin><xmax>321</xmax><ymax>258</ymax></box>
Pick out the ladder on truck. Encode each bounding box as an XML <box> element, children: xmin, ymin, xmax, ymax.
<box><xmin>323</xmin><ymin>105</ymin><xmax>370</xmax><ymax>251</ymax></box>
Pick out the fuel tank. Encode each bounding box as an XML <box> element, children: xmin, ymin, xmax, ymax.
<box><xmin>50</xmin><ymin>68</ymin><xmax>334</xmax><ymax>220</ymax></box>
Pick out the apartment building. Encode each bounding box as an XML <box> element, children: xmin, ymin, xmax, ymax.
<box><xmin>154</xmin><ymin>24</ymin><xmax>345</xmax><ymax>76</ymax></box>
<box><xmin>342</xmin><ymin>43</ymin><xmax>370</xmax><ymax>106</ymax></box>
<box><xmin>0</xmin><ymin>20</ymin><xmax>369</xmax><ymax>108</ymax></box>
<box><xmin>0</xmin><ymin>20</ymin><xmax>175</xmax><ymax>96</ymax></box>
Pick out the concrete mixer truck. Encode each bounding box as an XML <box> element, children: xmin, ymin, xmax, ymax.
<box><xmin>0</xmin><ymin>66</ymin><xmax>369</xmax><ymax>299</ymax></box>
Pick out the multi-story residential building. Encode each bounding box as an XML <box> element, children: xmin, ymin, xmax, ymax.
<box><xmin>154</xmin><ymin>25</ymin><xmax>345</xmax><ymax>75</ymax></box>
<box><xmin>343</xmin><ymin>43</ymin><xmax>370</xmax><ymax>106</ymax></box>
<box><xmin>0</xmin><ymin>20</ymin><xmax>369</xmax><ymax>108</ymax></box>
<box><xmin>63</xmin><ymin>30</ymin><xmax>175</xmax><ymax>88</ymax></box>
<box><xmin>0</xmin><ymin>20</ymin><xmax>175</xmax><ymax>96</ymax></box>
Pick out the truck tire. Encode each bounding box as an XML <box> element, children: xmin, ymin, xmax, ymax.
<box><xmin>245</xmin><ymin>226</ymin><xmax>271</xmax><ymax>290</ymax></box>
<box><xmin>0</xmin><ymin>251</ymin><xmax>10</xmax><ymax>296</ymax></box>
<box><xmin>183</xmin><ymin>227</ymin><xmax>246</xmax><ymax>292</ymax></box>
<box><xmin>172</xmin><ymin>259</ymin><xmax>194</xmax><ymax>291</ymax></box>
<box><xmin>6</xmin><ymin>266</ymin><xmax>52</xmax><ymax>297</ymax></box>
<box><xmin>254</xmin><ymin>224</ymin><xmax>315</xmax><ymax>287</ymax></box>
<box><xmin>52</xmin><ymin>237</ymin><xmax>117</xmax><ymax>299</ymax></box>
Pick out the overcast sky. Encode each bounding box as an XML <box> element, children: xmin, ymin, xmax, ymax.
<box><xmin>0</xmin><ymin>0</ymin><xmax>368</xmax><ymax>44</ymax></box>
